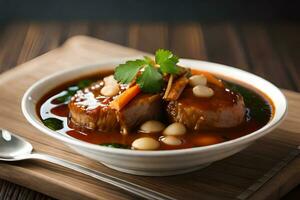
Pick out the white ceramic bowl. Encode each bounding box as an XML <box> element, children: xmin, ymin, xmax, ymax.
<box><xmin>22</xmin><ymin>58</ymin><xmax>287</xmax><ymax>176</ymax></box>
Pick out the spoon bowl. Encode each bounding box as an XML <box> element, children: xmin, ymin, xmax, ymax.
<box><xmin>0</xmin><ymin>129</ymin><xmax>33</xmax><ymax>159</ymax></box>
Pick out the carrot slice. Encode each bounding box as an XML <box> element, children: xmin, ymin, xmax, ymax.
<box><xmin>191</xmin><ymin>69</ymin><xmax>224</xmax><ymax>88</ymax></box>
<box><xmin>110</xmin><ymin>84</ymin><xmax>141</xmax><ymax>111</ymax></box>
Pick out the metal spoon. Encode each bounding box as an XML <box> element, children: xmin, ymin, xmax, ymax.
<box><xmin>0</xmin><ymin>129</ymin><xmax>174</xmax><ymax>200</ymax></box>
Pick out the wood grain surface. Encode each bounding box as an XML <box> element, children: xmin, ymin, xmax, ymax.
<box><xmin>0</xmin><ymin>21</ymin><xmax>299</xmax><ymax>200</ymax></box>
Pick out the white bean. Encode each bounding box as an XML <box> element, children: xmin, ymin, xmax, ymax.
<box><xmin>101</xmin><ymin>85</ymin><xmax>119</xmax><ymax>97</ymax></box>
<box><xmin>132</xmin><ymin>137</ymin><xmax>160</xmax><ymax>150</ymax></box>
<box><xmin>103</xmin><ymin>75</ymin><xmax>118</xmax><ymax>86</ymax></box>
<box><xmin>140</xmin><ymin>120</ymin><xmax>165</xmax><ymax>133</ymax></box>
<box><xmin>192</xmin><ymin>85</ymin><xmax>214</xmax><ymax>98</ymax></box>
<box><xmin>189</xmin><ymin>75</ymin><xmax>207</xmax><ymax>87</ymax></box>
<box><xmin>163</xmin><ymin>122</ymin><xmax>186</xmax><ymax>136</ymax></box>
<box><xmin>161</xmin><ymin>136</ymin><xmax>182</xmax><ymax>146</ymax></box>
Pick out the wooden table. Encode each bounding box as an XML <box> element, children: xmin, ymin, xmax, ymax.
<box><xmin>0</xmin><ymin>21</ymin><xmax>299</xmax><ymax>199</ymax></box>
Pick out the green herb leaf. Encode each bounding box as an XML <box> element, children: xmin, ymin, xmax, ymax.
<box><xmin>54</xmin><ymin>80</ymin><xmax>92</xmax><ymax>104</ymax></box>
<box><xmin>155</xmin><ymin>49</ymin><xmax>179</xmax><ymax>74</ymax></box>
<box><xmin>144</xmin><ymin>56</ymin><xmax>155</xmax><ymax>66</ymax></box>
<box><xmin>113</xmin><ymin>49</ymin><xmax>181</xmax><ymax>94</ymax></box>
<box><xmin>42</xmin><ymin>118</ymin><xmax>63</xmax><ymax>131</ymax></box>
<box><xmin>226</xmin><ymin>82</ymin><xmax>271</xmax><ymax>124</ymax></box>
<box><xmin>114</xmin><ymin>59</ymin><xmax>146</xmax><ymax>84</ymax></box>
<box><xmin>137</xmin><ymin>65</ymin><xmax>164</xmax><ymax>93</ymax></box>
<box><xmin>55</xmin><ymin>86</ymin><xmax>79</xmax><ymax>103</ymax></box>
<box><xmin>55</xmin><ymin>93</ymin><xmax>71</xmax><ymax>103</ymax></box>
<box><xmin>100</xmin><ymin>143</ymin><xmax>130</xmax><ymax>149</ymax></box>
<box><xmin>78</xmin><ymin>79</ymin><xmax>92</xmax><ymax>89</ymax></box>
<box><xmin>55</xmin><ymin>90</ymin><xmax>75</xmax><ymax>103</ymax></box>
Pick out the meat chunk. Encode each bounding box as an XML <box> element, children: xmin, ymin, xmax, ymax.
<box><xmin>68</xmin><ymin>81</ymin><xmax>119</xmax><ymax>132</ymax></box>
<box><xmin>119</xmin><ymin>93</ymin><xmax>163</xmax><ymax>134</ymax></box>
<box><xmin>68</xmin><ymin>81</ymin><xmax>163</xmax><ymax>133</ymax></box>
<box><xmin>166</xmin><ymin>84</ymin><xmax>246</xmax><ymax>130</ymax></box>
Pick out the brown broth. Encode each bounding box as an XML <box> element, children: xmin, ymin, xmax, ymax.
<box><xmin>50</xmin><ymin>104</ymin><xmax>69</xmax><ymax>117</ymax></box>
<box><xmin>37</xmin><ymin>70</ymin><xmax>273</xmax><ymax>150</ymax></box>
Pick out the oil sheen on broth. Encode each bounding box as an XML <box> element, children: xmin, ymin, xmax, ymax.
<box><xmin>37</xmin><ymin>70</ymin><xmax>273</xmax><ymax>150</ymax></box>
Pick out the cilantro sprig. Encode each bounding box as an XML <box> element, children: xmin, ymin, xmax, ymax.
<box><xmin>155</xmin><ymin>49</ymin><xmax>179</xmax><ymax>74</ymax></box>
<box><xmin>114</xmin><ymin>59</ymin><xmax>146</xmax><ymax>84</ymax></box>
<box><xmin>114</xmin><ymin>49</ymin><xmax>180</xmax><ymax>93</ymax></box>
<box><xmin>137</xmin><ymin>65</ymin><xmax>164</xmax><ymax>93</ymax></box>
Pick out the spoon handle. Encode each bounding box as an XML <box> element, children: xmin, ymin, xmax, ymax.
<box><xmin>29</xmin><ymin>153</ymin><xmax>174</xmax><ymax>200</ymax></box>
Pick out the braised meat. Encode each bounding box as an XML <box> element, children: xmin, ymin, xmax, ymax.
<box><xmin>166</xmin><ymin>83</ymin><xmax>246</xmax><ymax>130</ymax></box>
<box><xmin>68</xmin><ymin>81</ymin><xmax>163</xmax><ymax>133</ymax></box>
<box><xmin>119</xmin><ymin>93</ymin><xmax>162</xmax><ymax>133</ymax></box>
<box><xmin>68</xmin><ymin>81</ymin><xmax>119</xmax><ymax>132</ymax></box>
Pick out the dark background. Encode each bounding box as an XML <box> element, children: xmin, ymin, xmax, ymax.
<box><xmin>0</xmin><ymin>0</ymin><xmax>299</xmax><ymax>22</ymax></box>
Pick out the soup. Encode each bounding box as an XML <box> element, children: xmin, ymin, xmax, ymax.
<box><xmin>37</xmin><ymin>49</ymin><xmax>273</xmax><ymax>151</ymax></box>
<box><xmin>38</xmin><ymin>72</ymin><xmax>272</xmax><ymax>150</ymax></box>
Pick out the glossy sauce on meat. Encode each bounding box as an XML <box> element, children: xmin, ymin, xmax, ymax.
<box><xmin>37</xmin><ymin>70</ymin><xmax>273</xmax><ymax>150</ymax></box>
<box><xmin>179</xmin><ymin>83</ymin><xmax>238</xmax><ymax>110</ymax></box>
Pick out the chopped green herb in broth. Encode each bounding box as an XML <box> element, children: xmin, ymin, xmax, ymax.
<box><xmin>54</xmin><ymin>80</ymin><xmax>92</xmax><ymax>103</ymax></box>
<box><xmin>100</xmin><ymin>143</ymin><xmax>130</xmax><ymax>149</ymax></box>
<box><xmin>226</xmin><ymin>82</ymin><xmax>271</xmax><ymax>124</ymax></box>
<box><xmin>42</xmin><ymin>118</ymin><xmax>63</xmax><ymax>130</ymax></box>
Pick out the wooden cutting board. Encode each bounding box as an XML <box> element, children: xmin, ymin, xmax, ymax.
<box><xmin>0</xmin><ymin>36</ymin><xmax>299</xmax><ymax>200</ymax></box>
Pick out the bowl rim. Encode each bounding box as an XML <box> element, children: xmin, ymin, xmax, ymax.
<box><xmin>21</xmin><ymin>57</ymin><xmax>288</xmax><ymax>156</ymax></box>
